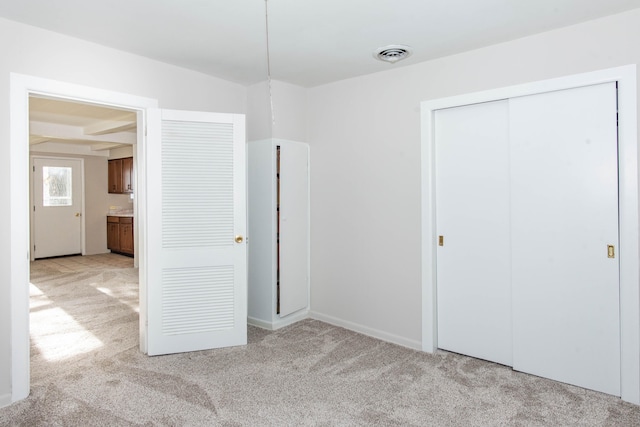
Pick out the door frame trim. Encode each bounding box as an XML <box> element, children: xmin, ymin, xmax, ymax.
<box><xmin>420</xmin><ymin>65</ymin><xmax>639</xmax><ymax>404</ymax></box>
<box><xmin>30</xmin><ymin>155</ymin><xmax>86</xmax><ymax>260</ymax></box>
<box><xmin>9</xmin><ymin>73</ymin><xmax>157</xmax><ymax>403</ymax></box>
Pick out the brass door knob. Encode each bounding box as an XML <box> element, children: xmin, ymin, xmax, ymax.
<box><xmin>75</xmin><ymin>212</ymin><xmax>82</xmax><ymax>217</ymax></box>
<box><xmin>235</xmin><ymin>235</ymin><xmax>244</xmax><ymax>243</ymax></box>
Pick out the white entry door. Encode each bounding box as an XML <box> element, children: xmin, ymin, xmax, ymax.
<box><xmin>145</xmin><ymin>109</ymin><xmax>247</xmax><ymax>356</ymax></box>
<box><xmin>32</xmin><ymin>157</ymin><xmax>83</xmax><ymax>259</ymax></box>
<box><xmin>435</xmin><ymin>82</ymin><xmax>620</xmax><ymax>396</ymax></box>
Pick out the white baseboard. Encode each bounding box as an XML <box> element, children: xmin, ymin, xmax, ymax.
<box><xmin>247</xmin><ymin>316</ymin><xmax>274</xmax><ymax>330</ymax></box>
<box><xmin>308</xmin><ymin>311</ymin><xmax>422</xmax><ymax>351</ymax></box>
<box><xmin>248</xmin><ymin>309</ymin><xmax>309</xmax><ymax>331</ymax></box>
<box><xmin>0</xmin><ymin>393</ymin><xmax>12</xmax><ymax>409</ymax></box>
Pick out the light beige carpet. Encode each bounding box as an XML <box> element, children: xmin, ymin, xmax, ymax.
<box><xmin>1</xmin><ymin>254</ymin><xmax>639</xmax><ymax>426</ymax></box>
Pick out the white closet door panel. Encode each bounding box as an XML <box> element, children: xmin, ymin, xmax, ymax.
<box><xmin>146</xmin><ymin>109</ymin><xmax>247</xmax><ymax>356</ymax></box>
<box><xmin>510</xmin><ymin>83</ymin><xmax>620</xmax><ymax>395</ymax></box>
<box><xmin>435</xmin><ymin>100</ymin><xmax>512</xmax><ymax>366</ymax></box>
<box><xmin>279</xmin><ymin>142</ymin><xmax>310</xmax><ymax>317</ymax></box>
<box><xmin>247</xmin><ymin>142</ymin><xmax>277</xmax><ymax>323</ymax></box>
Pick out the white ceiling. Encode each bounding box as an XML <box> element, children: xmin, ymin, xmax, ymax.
<box><xmin>2</xmin><ymin>0</ymin><xmax>640</xmax><ymax>88</ymax></box>
<box><xmin>18</xmin><ymin>0</ymin><xmax>640</xmax><ymax>152</ymax></box>
<box><xmin>29</xmin><ymin>96</ymin><xmax>136</xmax><ymax>152</ymax></box>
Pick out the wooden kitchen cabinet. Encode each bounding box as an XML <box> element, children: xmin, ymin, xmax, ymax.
<box><xmin>108</xmin><ymin>157</ymin><xmax>133</xmax><ymax>194</ymax></box>
<box><xmin>107</xmin><ymin>217</ymin><xmax>120</xmax><ymax>251</ymax></box>
<box><xmin>108</xmin><ymin>159</ymin><xmax>122</xmax><ymax>193</ymax></box>
<box><xmin>118</xmin><ymin>217</ymin><xmax>134</xmax><ymax>255</ymax></box>
<box><xmin>122</xmin><ymin>157</ymin><xmax>133</xmax><ymax>193</ymax></box>
<box><xmin>107</xmin><ymin>216</ymin><xmax>134</xmax><ymax>256</ymax></box>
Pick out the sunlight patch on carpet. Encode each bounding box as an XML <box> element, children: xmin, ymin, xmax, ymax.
<box><xmin>30</xmin><ymin>284</ymin><xmax>103</xmax><ymax>361</ymax></box>
<box><xmin>96</xmin><ymin>285</ymin><xmax>139</xmax><ymax>312</ymax></box>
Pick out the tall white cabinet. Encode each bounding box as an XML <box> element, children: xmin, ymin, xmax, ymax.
<box><xmin>248</xmin><ymin>139</ymin><xmax>310</xmax><ymax>329</ymax></box>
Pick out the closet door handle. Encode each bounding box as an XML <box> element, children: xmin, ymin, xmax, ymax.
<box><xmin>235</xmin><ymin>235</ymin><xmax>244</xmax><ymax>243</ymax></box>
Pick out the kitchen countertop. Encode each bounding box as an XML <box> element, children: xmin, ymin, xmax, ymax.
<box><xmin>108</xmin><ymin>212</ymin><xmax>134</xmax><ymax>217</ymax></box>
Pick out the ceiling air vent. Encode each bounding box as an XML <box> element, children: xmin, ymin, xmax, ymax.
<box><xmin>374</xmin><ymin>45</ymin><xmax>413</xmax><ymax>63</ymax></box>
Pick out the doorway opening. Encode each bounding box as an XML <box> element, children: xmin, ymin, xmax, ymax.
<box><xmin>28</xmin><ymin>95</ymin><xmax>141</xmax><ymax>383</ymax></box>
<box><xmin>29</xmin><ymin>95</ymin><xmax>139</xmax><ymax>261</ymax></box>
<box><xmin>10</xmin><ymin>72</ymin><xmax>158</xmax><ymax>403</ymax></box>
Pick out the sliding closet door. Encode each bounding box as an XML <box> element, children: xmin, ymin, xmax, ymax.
<box><xmin>435</xmin><ymin>100</ymin><xmax>512</xmax><ymax>366</ymax></box>
<box><xmin>510</xmin><ymin>83</ymin><xmax>620</xmax><ymax>395</ymax></box>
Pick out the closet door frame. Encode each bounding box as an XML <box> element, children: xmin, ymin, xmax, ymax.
<box><xmin>420</xmin><ymin>65</ymin><xmax>639</xmax><ymax>405</ymax></box>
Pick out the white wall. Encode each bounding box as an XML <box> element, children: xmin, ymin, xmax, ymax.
<box><xmin>306</xmin><ymin>9</ymin><xmax>640</xmax><ymax>348</ymax></box>
<box><xmin>246</xmin><ymin>81</ymin><xmax>272</xmax><ymax>141</ymax></box>
<box><xmin>246</xmin><ymin>79</ymin><xmax>307</xmax><ymax>142</ymax></box>
<box><xmin>271</xmin><ymin>80</ymin><xmax>308</xmax><ymax>142</ymax></box>
<box><xmin>0</xmin><ymin>17</ymin><xmax>246</xmax><ymax>404</ymax></box>
<box><xmin>109</xmin><ymin>146</ymin><xmax>134</xmax><ymax>159</ymax></box>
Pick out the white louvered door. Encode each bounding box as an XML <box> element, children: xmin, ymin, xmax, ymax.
<box><xmin>146</xmin><ymin>109</ymin><xmax>247</xmax><ymax>356</ymax></box>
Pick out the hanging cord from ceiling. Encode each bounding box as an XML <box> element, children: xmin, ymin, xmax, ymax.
<box><xmin>264</xmin><ymin>0</ymin><xmax>275</xmax><ymax>126</ymax></box>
